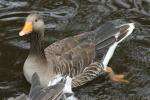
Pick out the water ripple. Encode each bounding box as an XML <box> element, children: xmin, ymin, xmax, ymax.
<box><xmin>0</xmin><ymin>0</ymin><xmax>150</xmax><ymax>99</ymax></box>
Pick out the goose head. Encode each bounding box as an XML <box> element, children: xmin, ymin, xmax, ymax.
<box><xmin>19</xmin><ymin>13</ymin><xmax>45</xmax><ymax>37</ymax></box>
<box><xmin>19</xmin><ymin>13</ymin><xmax>46</xmax><ymax>57</ymax></box>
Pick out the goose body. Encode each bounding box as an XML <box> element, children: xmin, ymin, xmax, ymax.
<box><xmin>19</xmin><ymin>13</ymin><xmax>135</xmax><ymax>88</ymax></box>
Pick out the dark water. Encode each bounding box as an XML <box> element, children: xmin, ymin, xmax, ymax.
<box><xmin>0</xmin><ymin>0</ymin><xmax>150</xmax><ymax>100</ymax></box>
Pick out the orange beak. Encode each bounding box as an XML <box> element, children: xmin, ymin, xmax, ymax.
<box><xmin>19</xmin><ymin>22</ymin><xmax>32</xmax><ymax>36</ymax></box>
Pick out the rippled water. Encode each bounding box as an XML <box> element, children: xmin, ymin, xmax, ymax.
<box><xmin>0</xmin><ymin>0</ymin><xmax>150</xmax><ymax>100</ymax></box>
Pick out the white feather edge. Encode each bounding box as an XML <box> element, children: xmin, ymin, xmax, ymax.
<box><xmin>48</xmin><ymin>75</ymin><xmax>77</xmax><ymax>100</ymax></box>
<box><xmin>65</xmin><ymin>96</ymin><xmax>77</xmax><ymax>100</ymax></box>
<box><xmin>63</xmin><ymin>76</ymin><xmax>73</xmax><ymax>93</ymax></box>
<box><xmin>48</xmin><ymin>74</ymin><xmax>63</xmax><ymax>86</ymax></box>
<box><xmin>102</xmin><ymin>23</ymin><xmax>135</xmax><ymax>70</ymax></box>
<box><xmin>63</xmin><ymin>76</ymin><xmax>77</xmax><ymax>100</ymax></box>
<box><xmin>47</xmin><ymin>75</ymin><xmax>73</xmax><ymax>93</ymax></box>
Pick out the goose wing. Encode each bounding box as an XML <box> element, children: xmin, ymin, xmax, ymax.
<box><xmin>72</xmin><ymin>62</ymin><xmax>104</xmax><ymax>88</ymax></box>
<box><xmin>45</xmin><ymin>32</ymin><xmax>96</xmax><ymax>77</ymax></box>
<box><xmin>45</xmin><ymin>31</ymin><xmax>94</xmax><ymax>57</ymax></box>
<box><xmin>45</xmin><ymin>22</ymin><xmax>132</xmax><ymax>64</ymax></box>
<box><xmin>45</xmin><ymin>22</ymin><xmax>134</xmax><ymax>87</ymax></box>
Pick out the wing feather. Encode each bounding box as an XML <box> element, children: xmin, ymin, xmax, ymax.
<box><xmin>72</xmin><ymin>62</ymin><xmax>104</xmax><ymax>88</ymax></box>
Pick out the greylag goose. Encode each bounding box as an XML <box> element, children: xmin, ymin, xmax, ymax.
<box><xmin>8</xmin><ymin>73</ymin><xmax>76</xmax><ymax>100</ymax></box>
<box><xmin>19</xmin><ymin>13</ymin><xmax>135</xmax><ymax>88</ymax></box>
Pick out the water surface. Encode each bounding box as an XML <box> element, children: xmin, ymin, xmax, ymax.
<box><xmin>0</xmin><ymin>0</ymin><xmax>150</xmax><ymax>99</ymax></box>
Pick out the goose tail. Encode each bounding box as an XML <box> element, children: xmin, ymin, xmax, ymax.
<box><xmin>101</xmin><ymin>23</ymin><xmax>135</xmax><ymax>70</ymax></box>
<box><xmin>115</xmin><ymin>23</ymin><xmax>135</xmax><ymax>44</ymax></box>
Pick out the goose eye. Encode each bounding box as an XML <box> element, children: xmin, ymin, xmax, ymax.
<box><xmin>35</xmin><ymin>19</ymin><xmax>38</xmax><ymax>22</ymax></box>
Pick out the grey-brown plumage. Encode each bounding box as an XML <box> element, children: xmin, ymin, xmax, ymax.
<box><xmin>8</xmin><ymin>73</ymin><xmax>75</xmax><ymax>100</ymax></box>
<box><xmin>19</xmin><ymin>13</ymin><xmax>134</xmax><ymax>88</ymax></box>
<box><xmin>29</xmin><ymin>73</ymin><xmax>65</xmax><ymax>100</ymax></box>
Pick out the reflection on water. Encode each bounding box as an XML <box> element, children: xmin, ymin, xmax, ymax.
<box><xmin>0</xmin><ymin>0</ymin><xmax>150</xmax><ymax>99</ymax></box>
